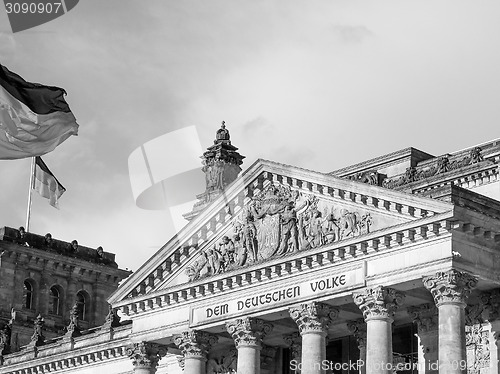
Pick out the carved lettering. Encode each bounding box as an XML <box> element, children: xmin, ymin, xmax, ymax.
<box><xmin>310</xmin><ymin>274</ymin><xmax>346</xmax><ymax>292</ymax></box>
<box><xmin>206</xmin><ymin>304</ymin><xmax>229</xmax><ymax>318</ymax></box>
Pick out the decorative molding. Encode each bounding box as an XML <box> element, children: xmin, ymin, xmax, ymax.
<box><xmin>225</xmin><ymin>317</ymin><xmax>273</xmax><ymax>348</ymax></box>
<box><xmin>466</xmin><ymin>323</ymin><xmax>490</xmax><ymax>374</ymax></box>
<box><xmin>289</xmin><ymin>302</ymin><xmax>339</xmax><ymax>334</ymax></box>
<box><xmin>353</xmin><ymin>286</ymin><xmax>405</xmax><ymax>321</ymax></box>
<box><xmin>423</xmin><ymin>270</ymin><xmax>477</xmax><ymax>307</ymax></box>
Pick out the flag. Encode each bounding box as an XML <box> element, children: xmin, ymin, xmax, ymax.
<box><xmin>33</xmin><ymin>156</ymin><xmax>66</xmax><ymax>209</ymax></box>
<box><xmin>0</xmin><ymin>64</ymin><xmax>78</xmax><ymax>160</ymax></box>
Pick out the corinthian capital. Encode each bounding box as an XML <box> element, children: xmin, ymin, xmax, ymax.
<box><xmin>126</xmin><ymin>342</ymin><xmax>167</xmax><ymax>369</ymax></box>
<box><xmin>353</xmin><ymin>286</ymin><xmax>405</xmax><ymax>321</ymax></box>
<box><xmin>283</xmin><ymin>332</ymin><xmax>302</xmax><ymax>360</ymax></box>
<box><xmin>407</xmin><ymin>304</ymin><xmax>438</xmax><ymax>334</ymax></box>
<box><xmin>226</xmin><ymin>317</ymin><xmax>273</xmax><ymax>348</ymax></box>
<box><xmin>423</xmin><ymin>270</ymin><xmax>477</xmax><ymax>307</ymax></box>
<box><xmin>346</xmin><ymin>319</ymin><xmax>366</xmax><ymax>349</ymax></box>
<box><xmin>173</xmin><ymin>330</ymin><xmax>218</xmax><ymax>359</ymax></box>
<box><xmin>289</xmin><ymin>302</ymin><xmax>339</xmax><ymax>335</ymax></box>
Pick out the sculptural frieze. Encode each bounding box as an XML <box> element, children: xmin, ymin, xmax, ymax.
<box><xmin>383</xmin><ymin>147</ymin><xmax>488</xmax><ymax>189</ymax></box>
<box><xmin>186</xmin><ymin>182</ymin><xmax>374</xmax><ymax>281</ymax></box>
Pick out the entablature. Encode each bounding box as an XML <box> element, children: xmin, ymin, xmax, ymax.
<box><xmin>114</xmin><ymin>210</ymin><xmax>466</xmax><ymax>320</ymax></box>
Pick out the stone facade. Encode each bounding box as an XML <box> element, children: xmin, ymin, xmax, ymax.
<box><xmin>0</xmin><ymin>227</ymin><xmax>131</xmax><ymax>354</ymax></box>
<box><xmin>1</xmin><ymin>131</ymin><xmax>500</xmax><ymax>374</ymax></box>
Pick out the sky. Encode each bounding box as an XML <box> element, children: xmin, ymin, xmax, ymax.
<box><xmin>1</xmin><ymin>0</ymin><xmax>499</xmax><ymax>272</ymax></box>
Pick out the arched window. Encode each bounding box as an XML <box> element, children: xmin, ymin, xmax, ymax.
<box><xmin>49</xmin><ymin>286</ymin><xmax>62</xmax><ymax>315</ymax></box>
<box><xmin>23</xmin><ymin>280</ymin><xmax>34</xmax><ymax>309</ymax></box>
<box><xmin>76</xmin><ymin>291</ymin><xmax>88</xmax><ymax>321</ymax></box>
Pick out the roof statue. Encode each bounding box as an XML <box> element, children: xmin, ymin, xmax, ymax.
<box><xmin>184</xmin><ymin>121</ymin><xmax>245</xmax><ymax>221</ymax></box>
<box><xmin>215</xmin><ymin>121</ymin><xmax>231</xmax><ymax>145</ymax></box>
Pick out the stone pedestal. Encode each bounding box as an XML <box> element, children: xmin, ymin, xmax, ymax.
<box><xmin>226</xmin><ymin>317</ymin><xmax>273</xmax><ymax>374</ymax></box>
<box><xmin>423</xmin><ymin>270</ymin><xmax>477</xmax><ymax>374</ymax></box>
<box><xmin>289</xmin><ymin>302</ymin><xmax>339</xmax><ymax>374</ymax></box>
<box><xmin>174</xmin><ymin>330</ymin><xmax>218</xmax><ymax>374</ymax></box>
<box><xmin>126</xmin><ymin>342</ymin><xmax>167</xmax><ymax>374</ymax></box>
<box><xmin>353</xmin><ymin>286</ymin><xmax>405</xmax><ymax>374</ymax></box>
<box><xmin>347</xmin><ymin>319</ymin><xmax>367</xmax><ymax>374</ymax></box>
<box><xmin>408</xmin><ymin>304</ymin><xmax>439</xmax><ymax>374</ymax></box>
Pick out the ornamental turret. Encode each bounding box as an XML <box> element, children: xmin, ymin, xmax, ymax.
<box><xmin>184</xmin><ymin>121</ymin><xmax>245</xmax><ymax>220</ymax></box>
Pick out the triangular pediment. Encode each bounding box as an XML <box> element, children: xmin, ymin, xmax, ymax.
<box><xmin>108</xmin><ymin>159</ymin><xmax>453</xmax><ymax>305</ymax></box>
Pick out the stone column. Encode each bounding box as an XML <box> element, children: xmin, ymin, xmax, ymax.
<box><xmin>347</xmin><ymin>319</ymin><xmax>367</xmax><ymax>374</ymax></box>
<box><xmin>284</xmin><ymin>332</ymin><xmax>302</xmax><ymax>373</ymax></box>
<box><xmin>408</xmin><ymin>304</ymin><xmax>439</xmax><ymax>374</ymax></box>
<box><xmin>289</xmin><ymin>302</ymin><xmax>339</xmax><ymax>374</ymax></box>
<box><xmin>226</xmin><ymin>317</ymin><xmax>273</xmax><ymax>374</ymax></box>
<box><xmin>126</xmin><ymin>342</ymin><xmax>167</xmax><ymax>374</ymax></box>
<box><xmin>174</xmin><ymin>330</ymin><xmax>218</xmax><ymax>374</ymax></box>
<box><xmin>353</xmin><ymin>286</ymin><xmax>405</xmax><ymax>374</ymax></box>
<box><xmin>423</xmin><ymin>270</ymin><xmax>477</xmax><ymax>374</ymax></box>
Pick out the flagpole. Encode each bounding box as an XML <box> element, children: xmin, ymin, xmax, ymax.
<box><xmin>25</xmin><ymin>157</ymin><xmax>35</xmax><ymax>232</ymax></box>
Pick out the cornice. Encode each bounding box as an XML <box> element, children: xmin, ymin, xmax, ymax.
<box><xmin>0</xmin><ymin>243</ymin><xmax>131</xmax><ymax>280</ymax></box>
<box><xmin>0</xmin><ymin>327</ymin><xmax>132</xmax><ymax>373</ymax></box>
<box><xmin>330</xmin><ymin>147</ymin><xmax>434</xmax><ymax>177</ymax></box>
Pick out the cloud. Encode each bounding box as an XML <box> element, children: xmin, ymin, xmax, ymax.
<box><xmin>0</xmin><ymin>32</ymin><xmax>17</xmax><ymax>65</ymax></box>
<box><xmin>332</xmin><ymin>24</ymin><xmax>373</xmax><ymax>43</ymax></box>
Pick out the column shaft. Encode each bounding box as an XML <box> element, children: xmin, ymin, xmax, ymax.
<box><xmin>237</xmin><ymin>345</ymin><xmax>261</xmax><ymax>374</ymax></box>
<box><xmin>438</xmin><ymin>304</ymin><xmax>466</xmax><ymax>374</ymax></box>
<box><xmin>301</xmin><ymin>331</ymin><xmax>326</xmax><ymax>374</ymax></box>
<box><xmin>366</xmin><ymin>319</ymin><xmax>392</xmax><ymax>374</ymax></box>
<box><xmin>184</xmin><ymin>356</ymin><xmax>206</xmax><ymax>374</ymax></box>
